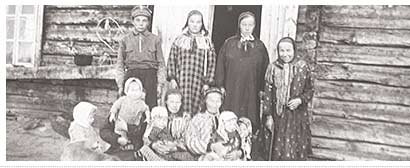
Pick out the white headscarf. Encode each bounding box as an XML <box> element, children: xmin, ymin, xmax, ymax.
<box><xmin>72</xmin><ymin>102</ymin><xmax>97</xmax><ymax>128</ymax></box>
<box><xmin>124</xmin><ymin>77</ymin><xmax>144</xmax><ymax>96</ymax></box>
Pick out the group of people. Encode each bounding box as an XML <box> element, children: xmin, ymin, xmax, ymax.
<box><xmin>60</xmin><ymin>5</ymin><xmax>314</xmax><ymax>161</ymax></box>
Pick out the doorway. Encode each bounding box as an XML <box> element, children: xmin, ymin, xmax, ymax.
<box><xmin>211</xmin><ymin>5</ymin><xmax>262</xmax><ymax>54</ymax></box>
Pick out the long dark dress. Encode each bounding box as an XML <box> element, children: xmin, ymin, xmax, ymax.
<box><xmin>215</xmin><ymin>35</ymin><xmax>269</xmax><ymax>131</ymax></box>
<box><xmin>262</xmin><ymin>59</ymin><xmax>314</xmax><ymax>160</ymax></box>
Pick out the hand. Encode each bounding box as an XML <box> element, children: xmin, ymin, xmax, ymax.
<box><xmin>117</xmin><ymin>136</ymin><xmax>129</xmax><ymax>146</ymax></box>
<box><xmin>265</xmin><ymin>115</ymin><xmax>274</xmax><ymax>132</ymax></box>
<box><xmin>152</xmin><ymin>141</ymin><xmax>170</xmax><ymax>155</ymax></box>
<box><xmin>224</xmin><ymin>150</ymin><xmax>242</xmax><ymax>161</ymax></box>
<box><xmin>287</xmin><ymin>98</ymin><xmax>302</xmax><ymax>110</ymax></box>
<box><xmin>108</xmin><ymin>113</ymin><xmax>115</xmax><ymax>122</ymax></box>
<box><xmin>202</xmin><ymin>84</ymin><xmax>209</xmax><ymax>93</ymax></box>
<box><xmin>211</xmin><ymin>143</ymin><xmax>228</xmax><ymax>156</ymax></box>
<box><xmin>120</xmin><ymin>144</ymin><xmax>134</xmax><ymax>151</ymax></box>
<box><xmin>170</xmin><ymin>79</ymin><xmax>178</xmax><ymax>89</ymax></box>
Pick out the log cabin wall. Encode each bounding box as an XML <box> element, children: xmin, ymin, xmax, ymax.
<box><xmin>296</xmin><ymin>5</ymin><xmax>410</xmax><ymax>160</ymax></box>
<box><xmin>41</xmin><ymin>5</ymin><xmax>137</xmax><ymax>66</ymax></box>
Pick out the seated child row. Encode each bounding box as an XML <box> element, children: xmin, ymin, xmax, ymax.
<box><xmin>61</xmin><ymin>77</ymin><xmax>253</xmax><ymax>161</ymax></box>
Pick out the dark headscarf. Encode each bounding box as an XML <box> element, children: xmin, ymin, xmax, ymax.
<box><xmin>274</xmin><ymin>37</ymin><xmax>297</xmax><ymax>69</ymax></box>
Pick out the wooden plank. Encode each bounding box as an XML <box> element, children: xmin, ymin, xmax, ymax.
<box><xmin>45</xmin><ymin>5</ymin><xmax>135</xmax><ymax>10</ymax></box>
<box><xmin>317</xmin><ymin>43</ymin><xmax>410</xmax><ymax>66</ymax></box>
<box><xmin>42</xmin><ymin>40</ymin><xmax>117</xmax><ymax>57</ymax></box>
<box><xmin>313</xmin><ymin>98</ymin><xmax>410</xmax><ymax>125</ymax></box>
<box><xmin>321</xmin><ymin>6</ymin><xmax>410</xmax><ymax>30</ymax></box>
<box><xmin>312</xmin><ymin>137</ymin><xmax>410</xmax><ymax>161</ymax></box>
<box><xmin>6</xmin><ymin>108</ymin><xmax>64</xmax><ymax>119</ymax></box>
<box><xmin>316</xmin><ymin>62</ymin><xmax>410</xmax><ymax>88</ymax></box>
<box><xmin>319</xmin><ymin>26</ymin><xmax>410</xmax><ymax>47</ymax></box>
<box><xmin>315</xmin><ymin>80</ymin><xmax>410</xmax><ymax>106</ymax></box>
<box><xmin>44</xmin><ymin>8</ymin><xmax>132</xmax><ymax>25</ymax></box>
<box><xmin>44</xmin><ymin>24</ymin><xmax>133</xmax><ymax>42</ymax></box>
<box><xmin>7</xmin><ymin>80</ymin><xmax>117</xmax><ymax>104</ymax></box>
<box><xmin>6</xmin><ymin>65</ymin><xmax>116</xmax><ymax>80</ymax></box>
<box><xmin>41</xmin><ymin>54</ymin><xmax>75</xmax><ymax>66</ymax></box>
<box><xmin>311</xmin><ymin>115</ymin><xmax>410</xmax><ymax>147</ymax></box>
<box><xmin>6</xmin><ymin>94</ymin><xmax>70</xmax><ymax>113</ymax></box>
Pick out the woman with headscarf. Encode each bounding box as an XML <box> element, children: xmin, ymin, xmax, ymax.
<box><xmin>215</xmin><ymin>11</ymin><xmax>269</xmax><ymax>132</ymax></box>
<box><xmin>262</xmin><ymin>37</ymin><xmax>314</xmax><ymax>160</ymax></box>
<box><xmin>167</xmin><ymin>10</ymin><xmax>217</xmax><ymax>116</ymax></box>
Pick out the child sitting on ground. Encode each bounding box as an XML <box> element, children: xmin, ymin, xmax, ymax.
<box><xmin>60</xmin><ymin>102</ymin><xmax>114</xmax><ymax>161</ymax></box>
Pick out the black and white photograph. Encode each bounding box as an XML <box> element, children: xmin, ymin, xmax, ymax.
<box><xmin>4</xmin><ymin>2</ymin><xmax>410</xmax><ymax>163</ymax></box>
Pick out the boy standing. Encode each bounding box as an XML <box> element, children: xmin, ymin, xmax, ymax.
<box><xmin>116</xmin><ymin>5</ymin><xmax>166</xmax><ymax>109</ymax></box>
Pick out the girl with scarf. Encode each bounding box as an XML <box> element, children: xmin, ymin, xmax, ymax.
<box><xmin>100</xmin><ymin>78</ymin><xmax>149</xmax><ymax>161</ymax></box>
<box><xmin>183</xmin><ymin>87</ymin><xmax>225</xmax><ymax>160</ymax></box>
<box><xmin>215</xmin><ymin>11</ymin><xmax>269</xmax><ymax>132</ymax></box>
<box><xmin>263</xmin><ymin>37</ymin><xmax>314</xmax><ymax>160</ymax></box>
<box><xmin>167</xmin><ymin>10</ymin><xmax>217</xmax><ymax>116</ymax></box>
<box><xmin>139</xmin><ymin>89</ymin><xmax>190</xmax><ymax>161</ymax></box>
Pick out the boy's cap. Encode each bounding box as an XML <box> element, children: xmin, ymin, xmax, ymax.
<box><xmin>131</xmin><ymin>5</ymin><xmax>152</xmax><ymax>18</ymax></box>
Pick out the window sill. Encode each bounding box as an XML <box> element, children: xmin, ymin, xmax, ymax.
<box><xmin>6</xmin><ymin>65</ymin><xmax>116</xmax><ymax>80</ymax></box>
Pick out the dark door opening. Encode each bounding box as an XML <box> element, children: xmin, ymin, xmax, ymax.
<box><xmin>211</xmin><ymin>5</ymin><xmax>262</xmax><ymax>54</ymax></box>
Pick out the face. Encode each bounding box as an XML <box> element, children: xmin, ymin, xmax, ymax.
<box><xmin>87</xmin><ymin>109</ymin><xmax>96</xmax><ymax>125</ymax></box>
<box><xmin>187</xmin><ymin>14</ymin><xmax>203</xmax><ymax>34</ymax></box>
<box><xmin>239</xmin><ymin>16</ymin><xmax>255</xmax><ymax>37</ymax></box>
<box><xmin>133</xmin><ymin>15</ymin><xmax>149</xmax><ymax>33</ymax></box>
<box><xmin>205</xmin><ymin>92</ymin><xmax>222</xmax><ymax>114</ymax></box>
<box><xmin>239</xmin><ymin>123</ymin><xmax>249</xmax><ymax>137</ymax></box>
<box><xmin>224</xmin><ymin>118</ymin><xmax>238</xmax><ymax>133</ymax></box>
<box><xmin>127</xmin><ymin>82</ymin><xmax>142</xmax><ymax>97</ymax></box>
<box><xmin>278</xmin><ymin>42</ymin><xmax>295</xmax><ymax>63</ymax></box>
<box><xmin>166</xmin><ymin>94</ymin><xmax>182</xmax><ymax>114</ymax></box>
<box><xmin>153</xmin><ymin>113</ymin><xmax>168</xmax><ymax>129</ymax></box>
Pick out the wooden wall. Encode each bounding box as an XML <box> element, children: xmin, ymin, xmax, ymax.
<box><xmin>296</xmin><ymin>5</ymin><xmax>410</xmax><ymax>160</ymax></box>
<box><xmin>6</xmin><ymin>79</ymin><xmax>117</xmax><ymax>128</ymax></box>
<box><xmin>41</xmin><ymin>5</ymin><xmax>136</xmax><ymax>66</ymax></box>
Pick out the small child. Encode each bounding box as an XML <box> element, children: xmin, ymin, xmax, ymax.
<box><xmin>144</xmin><ymin>106</ymin><xmax>171</xmax><ymax>144</ymax></box>
<box><xmin>61</xmin><ymin>102</ymin><xmax>111</xmax><ymax>161</ymax></box>
<box><xmin>201</xmin><ymin>111</ymin><xmax>244</xmax><ymax>161</ymax></box>
<box><xmin>109</xmin><ymin>77</ymin><xmax>150</xmax><ymax>146</ymax></box>
<box><xmin>238</xmin><ymin>117</ymin><xmax>252</xmax><ymax>161</ymax></box>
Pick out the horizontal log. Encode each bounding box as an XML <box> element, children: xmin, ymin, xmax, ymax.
<box><xmin>321</xmin><ymin>6</ymin><xmax>410</xmax><ymax>30</ymax></box>
<box><xmin>313</xmin><ymin>98</ymin><xmax>410</xmax><ymax>125</ymax></box>
<box><xmin>42</xmin><ymin>40</ymin><xmax>117</xmax><ymax>57</ymax></box>
<box><xmin>45</xmin><ymin>5</ymin><xmax>135</xmax><ymax>10</ymax></box>
<box><xmin>44</xmin><ymin>8</ymin><xmax>133</xmax><ymax>25</ymax></box>
<box><xmin>44</xmin><ymin>24</ymin><xmax>134</xmax><ymax>42</ymax></box>
<box><xmin>319</xmin><ymin>26</ymin><xmax>410</xmax><ymax>47</ymax></box>
<box><xmin>317</xmin><ymin>43</ymin><xmax>410</xmax><ymax>66</ymax></box>
<box><xmin>26</xmin><ymin>79</ymin><xmax>117</xmax><ymax>90</ymax></box>
<box><xmin>311</xmin><ymin>115</ymin><xmax>410</xmax><ymax>147</ymax></box>
<box><xmin>41</xmin><ymin>54</ymin><xmax>75</xmax><ymax>66</ymax></box>
<box><xmin>315</xmin><ymin>80</ymin><xmax>410</xmax><ymax>106</ymax></box>
<box><xmin>6</xmin><ymin>108</ymin><xmax>64</xmax><ymax>119</ymax></box>
<box><xmin>312</xmin><ymin>137</ymin><xmax>410</xmax><ymax>161</ymax></box>
<box><xmin>7</xmin><ymin>80</ymin><xmax>117</xmax><ymax>104</ymax></box>
<box><xmin>6</xmin><ymin>65</ymin><xmax>116</xmax><ymax>80</ymax></box>
<box><xmin>6</xmin><ymin>94</ymin><xmax>72</xmax><ymax>113</ymax></box>
<box><xmin>316</xmin><ymin>62</ymin><xmax>410</xmax><ymax>88</ymax></box>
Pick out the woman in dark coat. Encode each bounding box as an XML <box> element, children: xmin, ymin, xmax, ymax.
<box><xmin>215</xmin><ymin>11</ymin><xmax>269</xmax><ymax>132</ymax></box>
<box><xmin>263</xmin><ymin>37</ymin><xmax>314</xmax><ymax>160</ymax></box>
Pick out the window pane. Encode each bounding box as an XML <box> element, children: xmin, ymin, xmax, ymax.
<box><xmin>7</xmin><ymin>42</ymin><xmax>14</xmax><ymax>64</ymax></box>
<box><xmin>22</xmin><ymin>5</ymin><xmax>34</xmax><ymax>14</ymax></box>
<box><xmin>19</xmin><ymin>16</ymin><xmax>35</xmax><ymax>41</ymax></box>
<box><xmin>7</xmin><ymin>5</ymin><xmax>16</xmax><ymax>14</ymax></box>
<box><xmin>7</xmin><ymin>18</ymin><xmax>15</xmax><ymax>39</ymax></box>
<box><xmin>18</xmin><ymin>42</ymin><xmax>34</xmax><ymax>64</ymax></box>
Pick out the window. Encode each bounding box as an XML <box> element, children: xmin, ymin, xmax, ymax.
<box><xmin>6</xmin><ymin>5</ymin><xmax>43</xmax><ymax>67</ymax></box>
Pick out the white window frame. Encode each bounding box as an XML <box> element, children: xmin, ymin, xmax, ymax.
<box><xmin>6</xmin><ymin>5</ymin><xmax>44</xmax><ymax>67</ymax></box>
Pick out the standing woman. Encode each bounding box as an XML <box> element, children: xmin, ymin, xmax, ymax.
<box><xmin>167</xmin><ymin>10</ymin><xmax>217</xmax><ymax>116</ymax></box>
<box><xmin>116</xmin><ymin>6</ymin><xmax>166</xmax><ymax>109</ymax></box>
<box><xmin>263</xmin><ymin>37</ymin><xmax>314</xmax><ymax>160</ymax></box>
<box><xmin>215</xmin><ymin>11</ymin><xmax>269</xmax><ymax>131</ymax></box>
